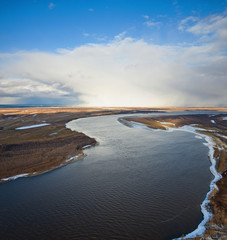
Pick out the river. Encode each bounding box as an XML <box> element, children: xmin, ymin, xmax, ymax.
<box><xmin>0</xmin><ymin>112</ymin><xmax>215</xmax><ymax>240</ymax></box>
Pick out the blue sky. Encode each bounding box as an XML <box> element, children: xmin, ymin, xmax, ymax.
<box><xmin>1</xmin><ymin>0</ymin><xmax>226</xmax><ymax>51</ymax></box>
<box><xmin>0</xmin><ymin>0</ymin><xmax>227</xmax><ymax>106</ymax></box>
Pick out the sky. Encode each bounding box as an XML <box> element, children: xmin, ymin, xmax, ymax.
<box><xmin>0</xmin><ymin>0</ymin><xmax>227</xmax><ymax>107</ymax></box>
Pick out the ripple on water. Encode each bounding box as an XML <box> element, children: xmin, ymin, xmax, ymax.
<box><xmin>0</xmin><ymin>113</ymin><xmax>213</xmax><ymax>240</ymax></box>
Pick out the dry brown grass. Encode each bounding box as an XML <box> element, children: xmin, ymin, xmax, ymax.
<box><xmin>0</xmin><ymin>133</ymin><xmax>96</xmax><ymax>179</ymax></box>
<box><xmin>0</xmin><ymin>106</ymin><xmax>226</xmax><ymax>116</ymax></box>
<box><xmin>125</xmin><ymin>117</ymin><xmax>166</xmax><ymax>130</ymax></box>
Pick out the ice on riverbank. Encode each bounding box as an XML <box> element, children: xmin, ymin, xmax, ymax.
<box><xmin>1</xmin><ymin>173</ymin><xmax>29</xmax><ymax>182</ymax></box>
<box><xmin>82</xmin><ymin>145</ymin><xmax>92</xmax><ymax>149</ymax></box>
<box><xmin>15</xmin><ymin>123</ymin><xmax>50</xmax><ymax>130</ymax></box>
<box><xmin>65</xmin><ymin>154</ymin><xmax>83</xmax><ymax>163</ymax></box>
<box><xmin>195</xmin><ymin>135</ymin><xmax>203</xmax><ymax>139</ymax></box>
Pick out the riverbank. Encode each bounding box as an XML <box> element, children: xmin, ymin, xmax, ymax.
<box><xmin>0</xmin><ymin>107</ymin><xmax>166</xmax><ymax>182</ymax></box>
<box><xmin>0</xmin><ymin>111</ymin><xmax>96</xmax><ymax>182</ymax></box>
<box><xmin>0</xmin><ymin>108</ymin><xmax>226</xmax><ymax>183</ymax></box>
<box><xmin>121</xmin><ymin>114</ymin><xmax>227</xmax><ymax>240</ymax></box>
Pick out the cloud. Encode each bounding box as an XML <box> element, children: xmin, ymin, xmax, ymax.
<box><xmin>114</xmin><ymin>31</ymin><xmax>127</xmax><ymax>41</ymax></box>
<box><xmin>83</xmin><ymin>33</ymin><xmax>90</xmax><ymax>37</ymax></box>
<box><xmin>0</xmin><ymin>12</ymin><xmax>226</xmax><ymax>107</ymax></box>
<box><xmin>178</xmin><ymin>16</ymin><xmax>199</xmax><ymax>31</ymax></box>
<box><xmin>48</xmin><ymin>2</ymin><xmax>55</xmax><ymax>10</ymax></box>
<box><xmin>144</xmin><ymin>20</ymin><xmax>161</xmax><ymax>28</ymax></box>
<box><xmin>88</xmin><ymin>8</ymin><xmax>94</xmax><ymax>12</ymax></box>
<box><xmin>142</xmin><ymin>15</ymin><xmax>149</xmax><ymax>20</ymax></box>
<box><xmin>0</xmin><ymin>76</ymin><xmax>79</xmax><ymax>105</ymax></box>
<box><xmin>186</xmin><ymin>14</ymin><xmax>227</xmax><ymax>35</ymax></box>
<box><xmin>179</xmin><ymin>12</ymin><xmax>227</xmax><ymax>52</ymax></box>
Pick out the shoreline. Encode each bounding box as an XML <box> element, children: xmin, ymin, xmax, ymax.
<box><xmin>0</xmin><ymin>152</ymin><xmax>87</xmax><ymax>183</ymax></box>
<box><xmin>119</xmin><ymin>115</ymin><xmax>226</xmax><ymax>239</ymax></box>
<box><xmin>0</xmin><ymin>107</ymin><xmax>164</xmax><ymax>182</ymax></box>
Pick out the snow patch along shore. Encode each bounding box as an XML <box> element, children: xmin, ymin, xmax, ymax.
<box><xmin>65</xmin><ymin>153</ymin><xmax>83</xmax><ymax>163</ymax></box>
<box><xmin>195</xmin><ymin>135</ymin><xmax>203</xmax><ymax>139</ymax></box>
<box><xmin>0</xmin><ymin>153</ymin><xmax>85</xmax><ymax>182</ymax></box>
<box><xmin>1</xmin><ymin>173</ymin><xmax>29</xmax><ymax>182</ymax></box>
<box><xmin>82</xmin><ymin>145</ymin><xmax>92</xmax><ymax>149</ymax></box>
<box><xmin>119</xmin><ymin>118</ymin><xmax>222</xmax><ymax>240</ymax></box>
<box><xmin>15</xmin><ymin>123</ymin><xmax>50</xmax><ymax>130</ymax></box>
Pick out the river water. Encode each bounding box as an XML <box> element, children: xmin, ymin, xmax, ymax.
<box><xmin>0</xmin><ymin>112</ymin><xmax>215</xmax><ymax>240</ymax></box>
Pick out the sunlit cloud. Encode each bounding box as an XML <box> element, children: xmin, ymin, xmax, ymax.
<box><xmin>0</xmin><ymin>12</ymin><xmax>226</xmax><ymax>107</ymax></box>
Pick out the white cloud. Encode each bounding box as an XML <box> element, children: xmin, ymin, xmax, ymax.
<box><xmin>83</xmin><ymin>33</ymin><xmax>90</xmax><ymax>37</ymax></box>
<box><xmin>142</xmin><ymin>15</ymin><xmax>149</xmax><ymax>20</ymax></box>
<box><xmin>144</xmin><ymin>20</ymin><xmax>161</xmax><ymax>28</ymax></box>
<box><xmin>48</xmin><ymin>2</ymin><xmax>55</xmax><ymax>10</ymax></box>
<box><xmin>114</xmin><ymin>31</ymin><xmax>127</xmax><ymax>41</ymax></box>
<box><xmin>179</xmin><ymin>12</ymin><xmax>227</xmax><ymax>52</ymax></box>
<box><xmin>178</xmin><ymin>16</ymin><xmax>199</xmax><ymax>31</ymax></box>
<box><xmin>187</xmin><ymin>14</ymin><xmax>227</xmax><ymax>35</ymax></box>
<box><xmin>0</xmin><ymin>12</ymin><xmax>226</xmax><ymax>107</ymax></box>
<box><xmin>88</xmin><ymin>8</ymin><xmax>94</xmax><ymax>12</ymax></box>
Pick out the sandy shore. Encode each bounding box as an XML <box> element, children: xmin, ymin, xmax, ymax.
<box><xmin>121</xmin><ymin>114</ymin><xmax>227</xmax><ymax>240</ymax></box>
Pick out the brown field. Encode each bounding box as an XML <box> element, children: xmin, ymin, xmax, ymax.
<box><xmin>123</xmin><ymin>114</ymin><xmax>227</xmax><ymax>240</ymax></box>
<box><xmin>0</xmin><ymin>106</ymin><xmax>227</xmax><ymax>116</ymax></box>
